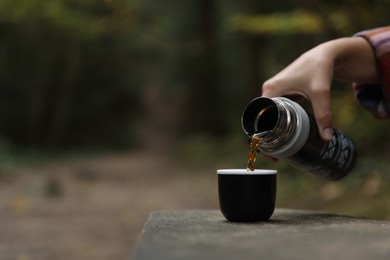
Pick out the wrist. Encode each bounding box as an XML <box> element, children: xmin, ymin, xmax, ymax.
<box><xmin>330</xmin><ymin>37</ymin><xmax>379</xmax><ymax>83</ymax></box>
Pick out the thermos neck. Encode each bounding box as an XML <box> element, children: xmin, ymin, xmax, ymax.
<box><xmin>241</xmin><ymin>97</ymin><xmax>310</xmax><ymax>158</ymax></box>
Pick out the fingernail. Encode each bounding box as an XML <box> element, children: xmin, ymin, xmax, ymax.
<box><xmin>323</xmin><ymin>128</ymin><xmax>333</xmax><ymax>141</ymax></box>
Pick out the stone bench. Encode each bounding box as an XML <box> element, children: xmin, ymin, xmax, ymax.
<box><xmin>131</xmin><ymin>209</ymin><xmax>390</xmax><ymax>260</ymax></box>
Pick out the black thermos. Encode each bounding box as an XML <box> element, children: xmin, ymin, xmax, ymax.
<box><xmin>241</xmin><ymin>97</ymin><xmax>357</xmax><ymax>180</ymax></box>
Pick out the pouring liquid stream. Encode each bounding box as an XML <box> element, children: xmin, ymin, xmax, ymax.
<box><xmin>246</xmin><ymin>131</ymin><xmax>271</xmax><ymax>171</ymax></box>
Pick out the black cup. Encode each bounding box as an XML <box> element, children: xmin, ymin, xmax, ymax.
<box><xmin>217</xmin><ymin>169</ymin><xmax>277</xmax><ymax>222</ymax></box>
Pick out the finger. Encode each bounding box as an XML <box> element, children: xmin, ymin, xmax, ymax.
<box><xmin>309</xmin><ymin>87</ymin><xmax>333</xmax><ymax>141</ymax></box>
<box><xmin>262</xmin><ymin>78</ymin><xmax>309</xmax><ymax>101</ymax></box>
<box><xmin>261</xmin><ymin>79</ymin><xmax>284</xmax><ymax>97</ymax></box>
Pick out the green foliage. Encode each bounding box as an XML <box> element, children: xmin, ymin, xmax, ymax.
<box><xmin>0</xmin><ymin>0</ymin><xmax>141</xmax><ymax>148</ymax></box>
<box><xmin>228</xmin><ymin>9</ymin><xmax>323</xmax><ymax>35</ymax></box>
<box><xmin>0</xmin><ymin>0</ymin><xmax>390</xmax><ymax>155</ymax></box>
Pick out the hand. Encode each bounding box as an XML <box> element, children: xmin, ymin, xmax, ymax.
<box><xmin>261</xmin><ymin>37</ymin><xmax>379</xmax><ymax>140</ymax></box>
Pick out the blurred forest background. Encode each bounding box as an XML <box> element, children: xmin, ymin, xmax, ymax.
<box><xmin>1</xmin><ymin>0</ymin><xmax>390</xmax><ymax>259</ymax></box>
<box><xmin>1</xmin><ymin>0</ymin><xmax>390</xmax><ymax>152</ymax></box>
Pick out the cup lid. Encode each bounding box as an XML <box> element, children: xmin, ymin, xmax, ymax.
<box><xmin>217</xmin><ymin>169</ymin><xmax>277</xmax><ymax>175</ymax></box>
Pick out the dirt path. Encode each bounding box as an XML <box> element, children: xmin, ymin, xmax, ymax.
<box><xmin>0</xmin><ymin>151</ymin><xmax>219</xmax><ymax>260</ymax></box>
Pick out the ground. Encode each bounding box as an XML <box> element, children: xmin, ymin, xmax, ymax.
<box><xmin>0</xmin><ymin>151</ymin><xmax>218</xmax><ymax>260</ymax></box>
<box><xmin>1</xmin><ymin>150</ymin><xmax>389</xmax><ymax>260</ymax></box>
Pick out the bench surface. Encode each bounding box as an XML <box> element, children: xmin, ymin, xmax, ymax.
<box><xmin>132</xmin><ymin>209</ymin><xmax>390</xmax><ymax>260</ymax></box>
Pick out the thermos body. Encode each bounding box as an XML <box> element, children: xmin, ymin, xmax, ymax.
<box><xmin>242</xmin><ymin>97</ymin><xmax>357</xmax><ymax>180</ymax></box>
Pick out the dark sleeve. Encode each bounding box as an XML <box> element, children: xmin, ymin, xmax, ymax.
<box><xmin>353</xmin><ymin>26</ymin><xmax>390</xmax><ymax>119</ymax></box>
